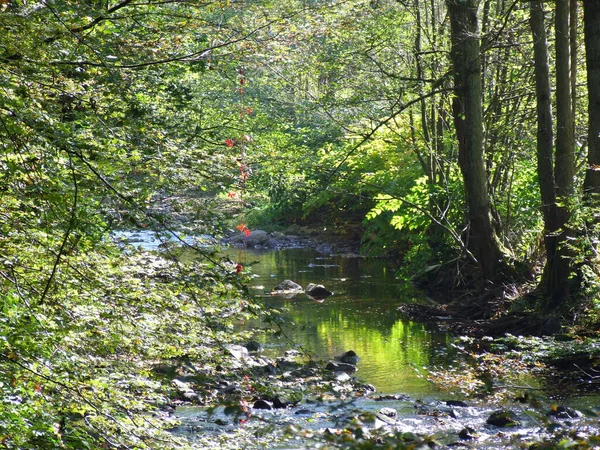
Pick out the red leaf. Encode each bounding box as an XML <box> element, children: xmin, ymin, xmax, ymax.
<box><xmin>236</xmin><ymin>263</ymin><xmax>243</xmax><ymax>274</ymax></box>
<box><xmin>225</xmin><ymin>138</ymin><xmax>235</xmax><ymax>148</ymax></box>
<box><xmin>240</xmin><ymin>78</ymin><xmax>246</xmax><ymax>85</ymax></box>
<box><xmin>236</xmin><ymin>223</ymin><xmax>251</xmax><ymax>236</ymax></box>
<box><xmin>227</xmin><ymin>191</ymin><xmax>236</xmax><ymax>198</ymax></box>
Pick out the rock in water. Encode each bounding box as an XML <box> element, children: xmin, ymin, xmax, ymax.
<box><xmin>379</xmin><ymin>407</ymin><xmax>397</xmax><ymax>418</ymax></box>
<box><xmin>305</xmin><ymin>283</ymin><xmax>333</xmax><ymax>299</ymax></box>
<box><xmin>486</xmin><ymin>410</ymin><xmax>520</xmax><ymax>427</ymax></box>
<box><xmin>325</xmin><ymin>361</ymin><xmax>357</xmax><ymax>373</ymax></box>
<box><xmin>548</xmin><ymin>405</ymin><xmax>582</xmax><ymax>419</ymax></box>
<box><xmin>272</xmin><ymin>280</ymin><xmax>303</xmax><ymax>293</ymax></box>
<box><xmin>253</xmin><ymin>399</ymin><xmax>273</xmax><ymax>410</ymax></box>
<box><xmin>336</xmin><ymin>350</ymin><xmax>359</xmax><ymax>365</ymax></box>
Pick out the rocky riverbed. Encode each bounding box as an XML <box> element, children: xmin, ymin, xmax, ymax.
<box><xmin>112</xmin><ymin>228</ymin><xmax>600</xmax><ymax>449</ymax></box>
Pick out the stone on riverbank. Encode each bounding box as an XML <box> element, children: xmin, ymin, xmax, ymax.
<box><xmin>245</xmin><ymin>230</ymin><xmax>269</xmax><ymax>247</ymax></box>
<box><xmin>326</xmin><ymin>361</ymin><xmax>357</xmax><ymax>373</ymax></box>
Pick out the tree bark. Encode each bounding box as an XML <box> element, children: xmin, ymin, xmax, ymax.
<box><xmin>530</xmin><ymin>1</ymin><xmax>556</xmax><ymax>230</ymax></box>
<box><xmin>446</xmin><ymin>0</ymin><xmax>506</xmax><ymax>281</ymax></box>
<box><xmin>533</xmin><ymin>0</ymin><xmax>576</xmax><ymax>309</ymax></box>
<box><xmin>584</xmin><ymin>0</ymin><xmax>600</xmax><ymax>197</ymax></box>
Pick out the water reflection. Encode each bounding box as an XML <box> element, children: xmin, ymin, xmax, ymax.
<box><xmin>233</xmin><ymin>248</ymin><xmax>456</xmax><ymax>395</ymax></box>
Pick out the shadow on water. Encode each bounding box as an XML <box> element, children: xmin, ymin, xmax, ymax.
<box><xmin>232</xmin><ymin>247</ymin><xmax>456</xmax><ymax>396</ymax></box>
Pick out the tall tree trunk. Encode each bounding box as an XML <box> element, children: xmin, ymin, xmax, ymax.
<box><xmin>535</xmin><ymin>0</ymin><xmax>576</xmax><ymax>309</ymax></box>
<box><xmin>530</xmin><ymin>1</ymin><xmax>556</xmax><ymax>229</ymax></box>
<box><xmin>584</xmin><ymin>0</ymin><xmax>600</xmax><ymax>197</ymax></box>
<box><xmin>571</xmin><ymin>0</ymin><xmax>578</xmax><ymax>121</ymax></box>
<box><xmin>446</xmin><ymin>0</ymin><xmax>506</xmax><ymax>281</ymax></box>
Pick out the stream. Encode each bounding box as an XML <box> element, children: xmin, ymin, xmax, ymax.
<box><xmin>235</xmin><ymin>247</ymin><xmax>454</xmax><ymax>396</ymax></box>
<box><xmin>114</xmin><ymin>232</ymin><xmax>600</xmax><ymax>448</ymax></box>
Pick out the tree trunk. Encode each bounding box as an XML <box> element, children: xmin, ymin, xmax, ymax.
<box><xmin>530</xmin><ymin>1</ymin><xmax>556</xmax><ymax>230</ymax></box>
<box><xmin>555</xmin><ymin>0</ymin><xmax>575</xmax><ymax>201</ymax></box>
<box><xmin>584</xmin><ymin>0</ymin><xmax>600</xmax><ymax>197</ymax></box>
<box><xmin>446</xmin><ymin>0</ymin><xmax>506</xmax><ymax>281</ymax></box>
<box><xmin>534</xmin><ymin>0</ymin><xmax>575</xmax><ymax>309</ymax></box>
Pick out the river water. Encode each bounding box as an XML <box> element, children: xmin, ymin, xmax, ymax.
<box><xmin>235</xmin><ymin>247</ymin><xmax>453</xmax><ymax>396</ymax></box>
<box><xmin>113</xmin><ymin>232</ymin><xmax>600</xmax><ymax>447</ymax></box>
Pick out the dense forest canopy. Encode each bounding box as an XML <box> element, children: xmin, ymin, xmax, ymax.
<box><xmin>1</xmin><ymin>0</ymin><xmax>600</xmax><ymax>447</ymax></box>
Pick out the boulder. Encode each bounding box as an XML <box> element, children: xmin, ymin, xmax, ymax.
<box><xmin>458</xmin><ymin>426</ymin><xmax>477</xmax><ymax>440</ymax></box>
<box><xmin>374</xmin><ymin>412</ymin><xmax>397</xmax><ymax>426</ymax></box>
<box><xmin>270</xmin><ymin>395</ymin><xmax>300</xmax><ymax>408</ymax></box>
<box><xmin>486</xmin><ymin>410</ymin><xmax>520</xmax><ymax>427</ymax></box>
<box><xmin>445</xmin><ymin>400</ymin><xmax>469</xmax><ymax>408</ymax></box>
<box><xmin>325</xmin><ymin>361</ymin><xmax>357</xmax><ymax>373</ymax></box>
<box><xmin>244</xmin><ymin>340</ymin><xmax>263</xmax><ymax>353</ymax></box>
<box><xmin>335</xmin><ymin>350</ymin><xmax>359</xmax><ymax>365</ymax></box>
<box><xmin>305</xmin><ymin>283</ymin><xmax>333</xmax><ymax>299</ymax></box>
<box><xmin>245</xmin><ymin>230</ymin><xmax>269</xmax><ymax>247</ymax></box>
<box><xmin>272</xmin><ymin>280</ymin><xmax>303</xmax><ymax>294</ymax></box>
<box><xmin>226</xmin><ymin>344</ymin><xmax>250</xmax><ymax>360</ymax></box>
<box><xmin>253</xmin><ymin>399</ymin><xmax>273</xmax><ymax>410</ymax></box>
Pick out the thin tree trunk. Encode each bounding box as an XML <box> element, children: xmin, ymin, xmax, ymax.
<box><xmin>555</xmin><ymin>0</ymin><xmax>575</xmax><ymax>201</ymax></box>
<box><xmin>584</xmin><ymin>0</ymin><xmax>600</xmax><ymax>196</ymax></box>
<box><xmin>530</xmin><ymin>1</ymin><xmax>556</xmax><ymax>229</ymax></box>
<box><xmin>570</xmin><ymin>0</ymin><xmax>578</xmax><ymax>121</ymax></box>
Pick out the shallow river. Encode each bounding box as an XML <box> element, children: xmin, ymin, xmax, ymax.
<box><xmin>235</xmin><ymin>247</ymin><xmax>453</xmax><ymax>396</ymax></box>
<box><xmin>114</xmin><ymin>232</ymin><xmax>600</xmax><ymax>447</ymax></box>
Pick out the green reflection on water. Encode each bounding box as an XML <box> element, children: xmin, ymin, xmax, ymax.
<box><xmin>233</xmin><ymin>248</ymin><xmax>456</xmax><ymax>396</ymax></box>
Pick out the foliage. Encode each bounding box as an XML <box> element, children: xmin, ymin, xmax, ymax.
<box><xmin>0</xmin><ymin>243</ymin><xmax>258</xmax><ymax>448</ymax></box>
<box><xmin>1</xmin><ymin>0</ymin><xmax>600</xmax><ymax>447</ymax></box>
